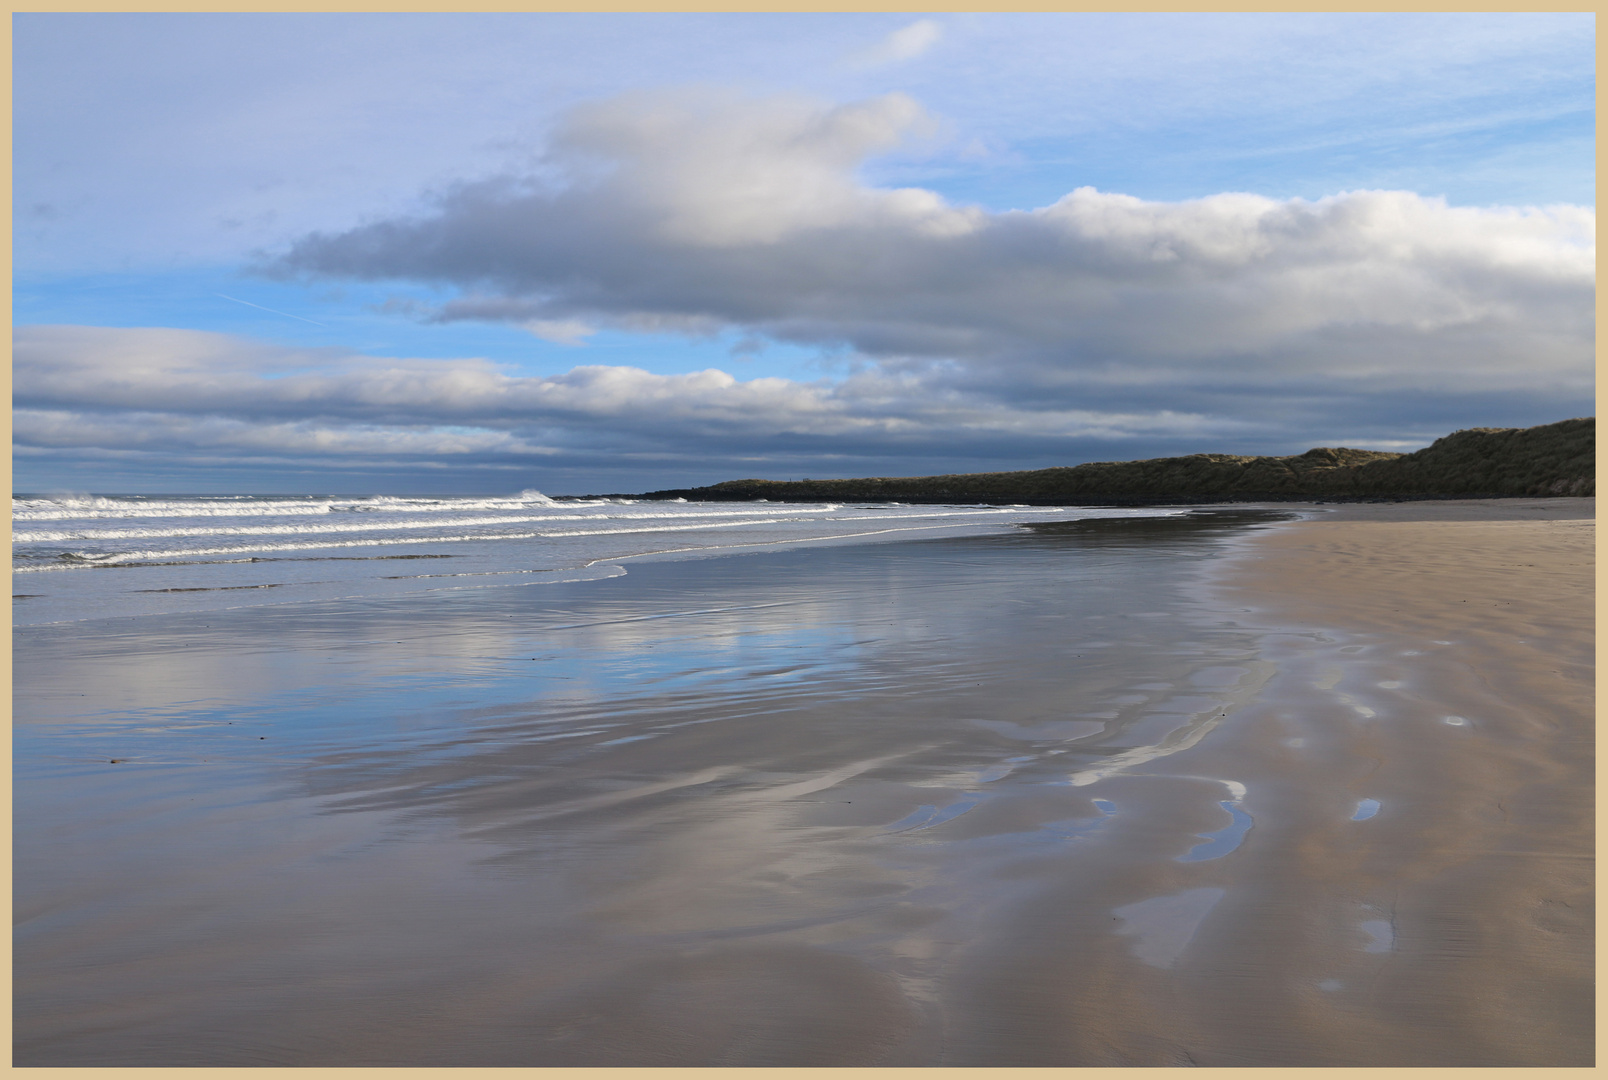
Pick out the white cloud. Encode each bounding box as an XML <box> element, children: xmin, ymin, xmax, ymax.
<box><xmin>14</xmin><ymin>14</ymin><xmax>1592</xmax><ymax>277</ymax></box>
<box><xmin>270</xmin><ymin>91</ymin><xmax>1592</xmax><ymax>403</ymax></box>
<box><xmin>850</xmin><ymin>19</ymin><xmax>944</xmax><ymax>67</ymax></box>
<box><xmin>545</xmin><ymin>88</ymin><xmax>950</xmax><ymax>246</ymax></box>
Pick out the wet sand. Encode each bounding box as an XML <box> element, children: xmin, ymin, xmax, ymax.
<box><xmin>12</xmin><ymin>500</ymin><xmax>1593</xmax><ymax>1066</ymax></box>
<box><xmin>948</xmin><ymin>498</ymin><xmax>1595</xmax><ymax>1066</ymax></box>
<box><xmin>1167</xmin><ymin>498</ymin><xmax>1595</xmax><ymax>1065</ymax></box>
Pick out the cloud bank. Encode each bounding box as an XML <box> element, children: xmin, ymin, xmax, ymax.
<box><xmin>15</xmin><ymin>323</ymin><xmax>1233</xmax><ymax>483</ymax></box>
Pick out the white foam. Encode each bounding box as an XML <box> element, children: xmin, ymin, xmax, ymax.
<box><xmin>12</xmin><ymin>506</ymin><xmax>851</xmax><ymax>543</ymax></box>
<box><xmin>11</xmin><ymin>498</ymin><xmax>1197</xmax><ymax>623</ymax></box>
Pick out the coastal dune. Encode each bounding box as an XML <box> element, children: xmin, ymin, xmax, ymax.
<box><xmin>640</xmin><ymin>418</ymin><xmax>1594</xmax><ymax>505</ymax></box>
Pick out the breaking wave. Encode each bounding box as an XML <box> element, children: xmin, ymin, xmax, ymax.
<box><xmin>11</xmin><ymin>491</ymin><xmax>1192</xmax><ymax>622</ymax></box>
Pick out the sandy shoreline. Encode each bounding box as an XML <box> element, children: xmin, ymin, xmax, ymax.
<box><xmin>13</xmin><ymin>498</ymin><xmax>1593</xmax><ymax>1066</ymax></box>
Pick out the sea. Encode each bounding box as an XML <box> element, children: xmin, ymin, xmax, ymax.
<box><xmin>11</xmin><ymin>491</ymin><xmax>1192</xmax><ymax>625</ymax></box>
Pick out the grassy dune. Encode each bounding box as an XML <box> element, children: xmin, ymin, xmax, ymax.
<box><xmin>637</xmin><ymin>418</ymin><xmax>1594</xmax><ymax>505</ymax></box>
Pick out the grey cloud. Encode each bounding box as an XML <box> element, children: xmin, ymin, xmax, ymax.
<box><xmin>16</xmin><ymin>325</ymin><xmax>1241</xmax><ymax>458</ymax></box>
<box><xmin>14</xmin><ymin>319</ymin><xmax>1586</xmax><ymax>496</ymax></box>
<box><xmin>14</xmin><ymin>408</ymin><xmax>547</xmax><ymax>460</ymax></box>
<box><xmin>18</xmin><ymin>321</ymin><xmax>1292</xmax><ymax>488</ymax></box>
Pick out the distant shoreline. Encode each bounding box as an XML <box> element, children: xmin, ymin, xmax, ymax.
<box><xmin>598</xmin><ymin>417</ymin><xmax>1592</xmax><ymax>506</ymax></box>
<box><xmin>574</xmin><ymin>491</ymin><xmax>1579</xmax><ymax>508</ymax></box>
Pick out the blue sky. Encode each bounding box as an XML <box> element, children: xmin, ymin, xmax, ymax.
<box><xmin>14</xmin><ymin>13</ymin><xmax>1595</xmax><ymax>494</ymax></box>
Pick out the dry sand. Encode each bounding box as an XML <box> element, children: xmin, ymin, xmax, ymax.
<box><xmin>12</xmin><ymin>498</ymin><xmax>1594</xmax><ymax>1066</ymax></box>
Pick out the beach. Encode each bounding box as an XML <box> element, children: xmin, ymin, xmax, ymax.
<box><xmin>12</xmin><ymin>497</ymin><xmax>1593</xmax><ymax>1066</ymax></box>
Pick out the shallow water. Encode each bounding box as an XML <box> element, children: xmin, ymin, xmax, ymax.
<box><xmin>1177</xmin><ymin>800</ymin><xmax>1254</xmax><ymax>861</ymax></box>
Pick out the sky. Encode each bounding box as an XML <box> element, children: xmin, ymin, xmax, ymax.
<box><xmin>13</xmin><ymin>12</ymin><xmax>1596</xmax><ymax>495</ymax></box>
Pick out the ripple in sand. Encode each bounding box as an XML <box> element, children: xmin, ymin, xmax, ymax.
<box><xmin>1350</xmin><ymin>798</ymin><xmax>1380</xmax><ymax>821</ymax></box>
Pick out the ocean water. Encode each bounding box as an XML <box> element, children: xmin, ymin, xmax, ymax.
<box><xmin>12</xmin><ymin>492</ymin><xmax>1188</xmax><ymax>625</ymax></box>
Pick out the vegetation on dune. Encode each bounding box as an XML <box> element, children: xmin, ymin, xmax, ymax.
<box><xmin>1331</xmin><ymin>417</ymin><xmax>1595</xmax><ymax>498</ymax></box>
<box><xmin>636</xmin><ymin>418</ymin><xmax>1594</xmax><ymax>505</ymax></box>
